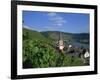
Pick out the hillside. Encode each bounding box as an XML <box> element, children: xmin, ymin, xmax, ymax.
<box><xmin>23</xmin><ymin>28</ymin><xmax>89</xmax><ymax>68</ymax></box>
<box><xmin>23</xmin><ymin>28</ymin><xmax>89</xmax><ymax>45</ymax></box>
<box><xmin>23</xmin><ymin>28</ymin><xmax>52</xmax><ymax>43</ymax></box>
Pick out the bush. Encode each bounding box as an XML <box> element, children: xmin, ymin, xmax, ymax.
<box><xmin>23</xmin><ymin>40</ymin><xmax>57</xmax><ymax>68</ymax></box>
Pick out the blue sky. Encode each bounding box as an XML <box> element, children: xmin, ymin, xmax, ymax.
<box><xmin>23</xmin><ymin>11</ymin><xmax>89</xmax><ymax>33</ymax></box>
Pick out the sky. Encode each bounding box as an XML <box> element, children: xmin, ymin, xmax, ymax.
<box><xmin>23</xmin><ymin>11</ymin><xmax>89</xmax><ymax>33</ymax></box>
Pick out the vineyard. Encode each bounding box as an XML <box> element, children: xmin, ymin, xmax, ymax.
<box><xmin>23</xmin><ymin>28</ymin><xmax>86</xmax><ymax>68</ymax></box>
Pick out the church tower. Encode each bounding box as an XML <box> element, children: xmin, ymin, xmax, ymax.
<box><xmin>58</xmin><ymin>32</ymin><xmax>64</xmax><ymax>52</ymax></box>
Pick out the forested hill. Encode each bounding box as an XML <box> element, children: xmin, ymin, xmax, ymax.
<box><xmin>41</xmin><ymin>31</ymin><xmax>89</xmax><ymax>44</ymax></box>
<box><xmin>23</xmin><ymin>28</ymin><xmax>89</xmax><ymax>44</ymax></box>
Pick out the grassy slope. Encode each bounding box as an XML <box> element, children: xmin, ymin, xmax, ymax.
<box><xmin>23</xmin><ymin>28</ymin><xmax>53</xmax><ymax>43</ymax></box>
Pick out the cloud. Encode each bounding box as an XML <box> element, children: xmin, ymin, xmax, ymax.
<box><xmin>23</xmin><ymin>25</ymin><xmax>34</xmax><ymax>30</ymax></box>
<box><xmin>47</xmin><ymin>12</ymin><xmax>66</xmax><ymax>27</ymax></box>
<box><xmin>47</xmin><ymin>12</ymin><xmax>57</xmax><ymax>17</ymax></box>
<box><xmin>23</xmin><ymin>25</ymin><xmax>40</xmax><ymax>31</ymax></box>
<box><xmin>23</xmin><ymin>25</ymin><xmax>50</xmax><ymax>32</ymax></box>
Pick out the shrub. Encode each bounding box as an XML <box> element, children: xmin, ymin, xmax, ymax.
<box><xmin>23</xmin><ymin>40</ymin><xmax>57</xmax><ymax>68</ymax></box>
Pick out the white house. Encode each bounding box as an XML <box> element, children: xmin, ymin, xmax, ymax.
<box><xmin>84</xmin><ymin>51</ymin><xmax>90</xmax><ymax>58</ymax></box>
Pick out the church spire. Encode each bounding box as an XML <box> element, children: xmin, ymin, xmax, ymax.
<box><xmin>58</xmin><ymin>32</ymin><xmax>64</xmax><ymax>52</ymax></box>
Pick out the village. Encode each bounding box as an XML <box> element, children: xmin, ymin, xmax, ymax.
<box><xmin>55</xmin><ymin>32</ymin><xmax>90</xmax><ymax>65</ymax></box>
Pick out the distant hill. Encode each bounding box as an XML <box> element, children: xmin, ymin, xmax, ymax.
<box><xmin>72</xmin><ymin>33</ymin><xmax>89</xmax><ymax>44</ymax></box>
<box><xmin>41</xmin><ymin>31</ymin><xmax>89</xmax><ymax>44</ymax></box>
<box><xmin>23</xmin><ymin>28</ymin><xmax>89</xmax><ymax>44</ymax></box>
